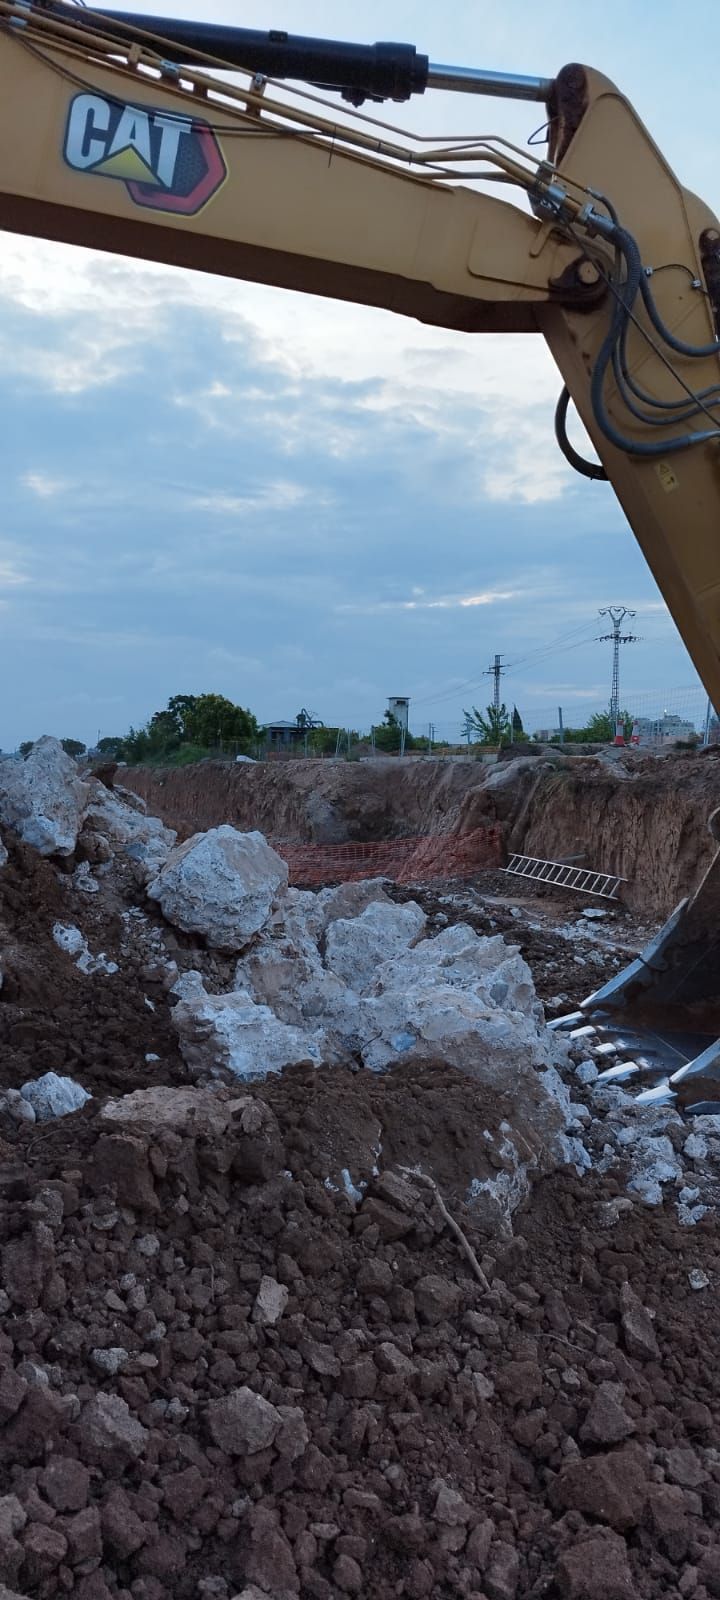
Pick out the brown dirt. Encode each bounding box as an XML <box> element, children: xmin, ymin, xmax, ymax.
<box><xmin>1</xmin><ymin>832</ymin><xmax>720</xmax><ymax>1598</ymax></box>
<box><xmin>124</xmin><ymin>749</ymin><xmax>720</xmax><ymax>920</ymax></box>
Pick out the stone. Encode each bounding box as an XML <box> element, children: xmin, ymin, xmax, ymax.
<box><xmin>172</xmin><ymin>983</ymin><xmax>324</xmax><ymax>1083</ymax></box>
<box><xmin>77</xmin><ymin>1392</ymin><xmax>148</xmax><ymax>1467</ymax></box>
<box><xmin>206</xmin><ymin>1387</ymin><xmax>281</xmax><ymax>1455</ymax></box>
<box><xmin>333</xmin><ymin>1554</ymin><xmax>363</xmax><ymax>1593</ymax></box>
<box><xmin>82</xmin><ymin>779</ymin><xmax>176</xmax><ymax>883</ymax></box>
<box><xmin>52</xmin><ymin>924</ymin><xmax>118</xmax><ymax>977</ymax></box>
<box><xmin>38</xmin><ymin>1457</ymin><xmax>90</xmax><ymax>1512</ymax></box>
<box><xmin>0</xmin><ymin>1497</ymin><xmax>26</xmax><ymax>1586</ymax></box>
<box><xmin>485</xmin><ymin>1540</ymin><xmax>519</xmax><ymax>1600</ymax></box>
<box><xmin>65</xmin><ymin>1507</ymin><xmax>102</xmax><ymax>1566</ymax></box>
<box><xmin>244</xmin><ymin>1509</ymin><xmax>298</xmax><ymax>1595</ymax></box>
<box><xmin>100</xmin><ymin>1085</ymin><xmax>249</xmax><ymax>1138</ymax></box>
<box><xmin>433</xmin><ymin>1481</ymin><xmax>472</xmax><ymax>1527</ymax></box>
<box><xmin>21</xmin><ymin>1523</ymin><xmax>68</xmax><ymax>1583</ymax></box>
<box><xmin>580</xmin><ymin>1382</ymin><xmax>636</xmax><ymax>1446</ymax></box>
<box><xmin>0</xmin><ymin>1368</ymin><xmax>28</xmax><ymax>1424</ymax></box>
<box><xmin>275</xmin><ymin>1406</ymin><xmax>309</xmax><ymax>1461</ymax></box>
<box><xmin>90</xmin><ymin>1347</ymin><xmax>130</xmax><ymax>1377</ymax></box>
<box><xmin>496</xmin><ymin>1361</ymin><xmax>543</xmax><ymax>1408</ymax></box>
<box><xmin>323</xmin><ymin>900</ymin><xmax>427</xmax><ymax>992</ymax></box>
<box><xmin>20</xmin><ymin>1073</ymin><xmax>90</xmax><ymax>1122</ymax></box>
<box><xmin>645</xmin><ymin>1483</ymin><xmax>691</xmax><ymax>1561</ymax></box>
<box><xmin>550</xmin><ymin>1445</ymin><xmax>649</xmax><ymax>1531</ymax></box>
<box><xmin>252</xmin><ymin>1276</ymin><xmax>289</xmax><ymax>1326</ymax></box>
<box><xmin>619</xmin><ymin>1283</ymin><xmax>659</xmax><ymax>1360</ymax></box>
<box><xmin>147</xmin><ymin>826</ymin><xmax>288</xmax><ymax>951</ymax></box>
<box><xmin>0</xmin><ymin>737</ymin><xmax>87</xmax><ymax>856</ymax></box>
<box><xmin>415</xmin><ymin>1275</ymin><xmax>462</xmax><ymax>1325</ymax></box>
<box><xmin>100</xmin><ymin>1487</ymin><xmax>147</xmax><ymax>1558</ymax></box>
<box><xmin>557</xmin><ymin>1532</ymin><xmax>634</xmax><ymax>1599</ymax></box>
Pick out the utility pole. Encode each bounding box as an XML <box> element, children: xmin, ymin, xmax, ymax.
<box><xmin>597</xmin><ymin>608</ymin><xmax>640</xmax><ymax>724</ymax></box>
<box><xmin>484</xmin><ymin>654</ymin><xmax>506</xmax><ymax>714</ymax></box>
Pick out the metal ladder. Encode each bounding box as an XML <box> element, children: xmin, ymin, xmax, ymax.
<box><xmin>503</xmin><ymin>853</ymin><xmax>625</xmax><ymax>900</ymax></box>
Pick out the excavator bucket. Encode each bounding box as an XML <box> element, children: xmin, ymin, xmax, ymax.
<box><xmin>551</xmin><ymin>809</ymin><xmax>720</xmax><ymax>1112</ymax></box>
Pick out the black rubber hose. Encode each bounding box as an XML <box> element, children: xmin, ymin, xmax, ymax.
<box><xmin>590</xmin><ymin>225</ymin><xmax>720</xmax><ymax>456</ymax></box>
<box><xmin>554</xmin><ymin>388</ymin><xmax>608</xmax><ymax>480</ymax></box>
<box><xmin>639</xmin><ymin>271</ymin><xmax>720</xmax><ymax>361</ymax></box>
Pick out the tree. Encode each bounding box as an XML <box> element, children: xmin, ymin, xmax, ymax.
<box><xmin>61</xmin><ymin>739</ymin><xmax>86</xmax><ymax>759</ymax></box>
<box><xmin>512</xmin><ymin>706</ymin><xmax>524</xmax><ymax>737</ymax></box>
<box><xmin>96</xmin><ymin>736</ymin><xmax>125</xmax><ymax>756</ymax></box>
<box><xmin>19</xmin><ymin>740</ymin><xmax>34</xmax><ymax>758</ymax></box>
<box><xmin>462</xmin><ymin>703</ymin><xmax>511</xmax><ymax>745</ymax></box>
<box><xmin>110</xmin><ymin>692</ymin><xmax>261</xmax><ymax>765</ymax></box>
<box><xmin>373</xmin><ymin>710</ymin><xmax>414</xmax><ymax>753</ymax></box>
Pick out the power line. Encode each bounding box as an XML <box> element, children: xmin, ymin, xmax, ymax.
<box><xmin>597</xmin><ymin>606</ymin><xmax>641</xmax><ymax>722</ymax></box>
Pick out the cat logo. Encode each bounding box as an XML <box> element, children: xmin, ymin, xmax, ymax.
<box><xmin>63</xmin><ymin>93</ymin><xmax>227</xmax><ymax>215</ymax></box>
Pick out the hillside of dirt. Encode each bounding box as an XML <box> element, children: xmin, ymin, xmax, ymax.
<box><xmin>125</xmin><ymin>750</ymin><xmax>720</xmax><ymax>920</ymax></box>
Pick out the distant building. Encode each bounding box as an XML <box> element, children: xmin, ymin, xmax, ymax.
<box><xmin>633</xmin><ymin>713</ymin><xmax>696</xmax><ymax>745</ymax></box>
<box><xmin>264</xmin><ymin>720</ymin><xmax>301</xmax><ymax>749</ymax></box>
<box><xmin>387</xmin><ymin>697</ymin><xmax>410</xmax><ymax>732</ymax></box>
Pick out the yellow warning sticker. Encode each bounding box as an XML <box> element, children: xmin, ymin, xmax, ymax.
<box><xmin>656</xmin><ymin>461</ymin><xmax>679</xmax><ymax>493</ymax></box>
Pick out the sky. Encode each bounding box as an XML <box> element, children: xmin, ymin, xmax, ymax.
<box><xmin>1</xmin><ymin>0</ymin><xmax>719</xmax><ymax>748</ymax></box>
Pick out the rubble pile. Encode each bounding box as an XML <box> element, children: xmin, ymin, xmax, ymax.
<box><xmin>0</xmin><ymin>740</ymin><xmax>718</xmax><ymax>1598</ymax></box>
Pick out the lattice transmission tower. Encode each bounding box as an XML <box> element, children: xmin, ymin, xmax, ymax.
<box><xmin>597</xmin><ymin>607</ymin><xmax>640</xmax><ymax>722</ymax></box>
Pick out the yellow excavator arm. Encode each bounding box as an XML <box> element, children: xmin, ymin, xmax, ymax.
<box><xmin>0</xmin><ymin>4</ymin><xmax>718</xmax><ymax>710</ymax></box>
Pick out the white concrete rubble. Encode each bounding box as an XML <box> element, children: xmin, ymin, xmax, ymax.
<box><xmin>0</xmin><ymin>736</ymin><xmax>88</xmax><ymax>856</ymax></box>
<box><xmin>82</xmin><ymin>780</ymin><xmax>176</xmax><ymax>885</ymax></box>
<box><xmin>53</xmin><ymin>923</ymin><xmax>118</xmax><ymax>976</ymax></box>
<box><xmin>323</xmin><ymin>899</ymin><xmax>427</xmax><ymax>991</ymax></box>
<box><xmin>148</xmin><ymin>826</ymin><xmax>288</xmax><ymax>951</ymax></box>
<box><xmin>19</xmin><ymin>1072</ymin><xmax>91</xmax><ymax>1121</ymax></box>
<box><xmin>171</xmin><ymin>975</ymin><xmax>324</xmax><ymax>1081</ymax></box>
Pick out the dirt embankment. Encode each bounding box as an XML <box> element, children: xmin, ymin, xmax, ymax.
<box><xmin>125</xmin><ymin>752</ymin><xmax>720</xmax><ymax>920</ymax></box>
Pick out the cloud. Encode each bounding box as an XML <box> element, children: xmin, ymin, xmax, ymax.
<box><xmin>22</xmin><ymin>471</ymin><xmax>72</xmax><ymax>498</ymax></box>
<box><xmin>338</xmin><ymin>587</ymin><xmax>521</xmax><ymax>615</ymax></box>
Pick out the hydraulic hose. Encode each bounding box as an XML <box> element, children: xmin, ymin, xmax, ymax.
<box><xmin>554</xmin><ymin>388</ymin><xmax>608</xmax><ymax>480</ymax></box>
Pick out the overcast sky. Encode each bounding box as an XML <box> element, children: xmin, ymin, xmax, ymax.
<box><xmin>1</xmin><ymin>0</ymin><xmax>718</xmax><ymax>748</ymax></box>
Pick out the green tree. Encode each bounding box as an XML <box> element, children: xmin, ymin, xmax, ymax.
<box><xmin>19</xmin><ymin>740</ymin><xmax>34</xmax><ymax>758</ymax></box>
<box><xmin>512</xmin><ymin>706</ymin><xmax>524</xmax><ymax>737</ymax></box>
<box><xmin>96</xmin><ymin>736</ymin><xmax>125</xmax><ymax>756</ymax></box>
<box><xmin>61</xmin><ymin>739</ymin><xmax>86</xmax><ymax>759</ymax></box>
<box><xmin>462</xmin><ymin>703</ymin><xmax>512</xmax><ymax>745</ymax></box>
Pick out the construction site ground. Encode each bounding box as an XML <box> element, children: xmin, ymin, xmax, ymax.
<box><xmin>1</xmin><ymin>748</ymin><xmax>720</xmax><ymax>1600</ymax></box>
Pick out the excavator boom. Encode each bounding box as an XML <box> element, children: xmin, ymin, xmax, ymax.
<box><xmin>1</xmin><ymin>2</ymin><xmax>720</xmax><ymax>1060</ymax></box>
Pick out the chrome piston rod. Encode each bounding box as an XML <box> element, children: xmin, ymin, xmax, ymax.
<box><xmin>427</xmin><ymin>63</ymin><xmax>553</xmax><ymax>101</ymax></box>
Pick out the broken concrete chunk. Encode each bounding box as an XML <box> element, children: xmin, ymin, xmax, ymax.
<box><xmin>20</xmin><ymin>1073</ymin><xmax>90</xmax><ymax>1122</ymax></box>
<box><xmin>172</xmin><ymin>984</ymin><xmax>324</xmax><ymax>1082</ymax></box>
<box><xmin>77</xmin><ymin>1392</ymin><xmax>148</xmax><ymax>1466</ymax></box>
<box><xmin>323</xmin><ymin>899</ymin><xmax>427</xmax><ymax>992</ymax></box>
<box><xmin>148</xmin><ymin>825</ymin><xmax>288</xmax><ymax>951</ymax></box>
<box><xmin>0</xmin><ymin>736</ymin><xmax>87</xmax><ymax>856</ymax></box>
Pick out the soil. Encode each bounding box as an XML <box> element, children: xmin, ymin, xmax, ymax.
<box><xmin>1</xmin><ymin>808</ymin><xmax>720</xmax><ymax>1599</ymax></box>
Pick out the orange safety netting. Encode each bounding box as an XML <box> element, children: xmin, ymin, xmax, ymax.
<box><xmin>274</xmin><ymin>825</ymin><xmax>504</xmax><ymax>887</ymax></box>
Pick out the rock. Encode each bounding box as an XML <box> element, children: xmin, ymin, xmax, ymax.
<box><xmin>580</xmin><ymin>1382</ymin><xmax>636</xmax><ymax>1446</ymax></box>
<box><xmin>206</xmin><ymin>1387</ymin><xmax>281</xmax><ymax>1455</ymax></box>
<box><xmin>90</xmin><ymin>1347</ymin><xmax>130</xmax><ymax>1376</ymax></box>
<box><xmin>415</xmin><ymin>1274</ymin><xmax>462</xmax><ymax>1325</ymax></box>
<box><xmin>172</xmin><ymin>983</ymin><xmax>325</xmax><ymax>1083</ymax></box>
<box><xmin>244</xmin><ymin>1508</ymin><xmax>298</xmax><ymax>1596</ymax></box>
<box><xmin>333</xmin><ymin>1554</ymin><xmax>363</xmax><ymax>1593</ymax></box>
<box><xmin>433</xmin><ymin>1481</ymin><xmax>472</xmax><ymax>1527</ymax></box>
<box><xmin>485</xmin><ymin>1540</ymin><xmax>520</xmax><ymax>1600</ymax></box>
<box><xmin>619</xmin><ymin>1283</ymin><xmax>659</xmax><ymax>1360</ymax></box>
<box><xmin>100</xmin><ymin>1487</ymin><xmax>147</xmax><ymax>1558</ymax></box>
<box><xmin>65</xmin><ymin>1506</ymin><xmax>102</xmax><ymax>1565</ymax></box>
<box><xmin>100</xmin><ymin>1085</ymin><xmax>249</xmax><ymax>1138</ymax></box>
<box><xmin>275</xmin><ymin>1406</ymin><xmax>309</xmax><ymax>1461</ymax></box>
<box><xmin>82</xmin><ymin>779</ymin><xmax>176</xmax><ymax>883</ymax></box>
<box><xmin>0</xmin><ymin>1497</ymin><xmax>26</xmax><ymax>1586</ymax></box>
<box><xmin>0</xmin><ymin>737</ymin><xmax>87</xmax><ymax>856</ymax></box>
<box><xmin>645</xmin><ymin>1483</ymin><xmax>691</xmax><ymax>1561</ymax></box>
<box><xmin>77</xmin><ymin>1392</ymin><xmax>148</xmax><ymax>1467</ymax></box>
<box><xmin>550</xmin><ymin>1445</ymin><xmax>649</xmax><ymax>1531</ymax></box>
<box><xmin>21</xmin><ymin>1523</ymin><xmax>68</xmax><ymax>1583</ymax></box>
<box><xmin>20</xmin><ymin>1073</ymin><xmax>90</xmax><ymax>1122</ymax></box>
<box><xmin>38</xmin><ymin>1457</ymin><xmax>89</xmax><ymax>1512</ymax></box>
<box><xmin>148</xmin><ymin>826</ymin><xmax>288</xmax><ymax>951</ymax></box>
<box><xmin>557</xmin><ymin>1532</ymin><xmax>634</xmax><ymax>1599</ymax></box>
<box><xmin>0</xmin><ymin>1368</ymin><xmax>28</xmax><ymax>1423</ymax></box>
<box><xmin>496</xmin><ymin>1360</ymin><xmax>543</xmax><ymax>1408</ymax></box>
<box><xmin>252</xmin><ymin>1276</ymin><xmax>289</xmax><ymax>1326</ymax></box>
<box><xmin>323</xmin><ymin>900</ymin><xmax>427</xmax><ymax>992</ymax></box>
